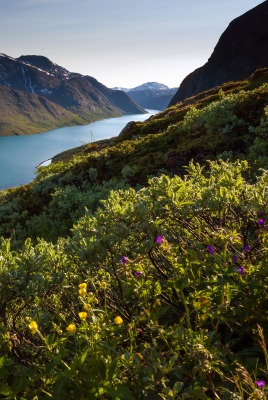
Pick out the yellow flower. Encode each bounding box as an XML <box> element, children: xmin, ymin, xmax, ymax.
<box><xmin>79</xmin><ymin>283</ymin><xmax>87</xmax><ymax>290</ymax></box>
<box><xmin>83</xmin><ymin>304</ymin><xmax>90</xmax><ymax>311</ymax></box>
<box><xmin>79</xmin><ymin>288</ymin><xmax>87</xmax><ymax>296</ymax></box>
<box><xmin>28</xmin><ymin>320</ymin><xmax>38</xmax><ymax>334</ymax></box>
<box><xmin>100</xmin><ymin>281</ymin><xmax>107</xmax><ymax>289</ymax></box>
<box><xmin>78</xmin><ymin>312</ymin><xmax>87</xmax><ymax>321</ymax></box>
<box><xmin>66</xmin><ymin>323</ymin><xmax>76</xmax><ymax>334</ymax></box>
<box><xmin>114</xmin><ymin>316</ymin><xmax>123</xmax><ymax>326</ymax></box>
<box><xmin>78</xmin><ymin>283</ymin><xmax>87</xmax><ymax>297</ymax></box>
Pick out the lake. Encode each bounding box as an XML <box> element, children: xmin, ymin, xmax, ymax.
<box><xmin>0</xmin><ymin>109</ymin><xmax>159</xmax><ymax>190</ymax></box>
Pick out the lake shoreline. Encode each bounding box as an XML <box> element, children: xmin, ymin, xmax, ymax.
<box><xmin>0</xmin><ymin>110</ymin><xmax>159</xmax><ymax>190</ymax></box>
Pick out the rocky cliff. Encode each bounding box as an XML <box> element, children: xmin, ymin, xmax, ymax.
<box><xmin>170</xmin><ymin>1</ymin><xmax>268</xmax><ymax>105</ymax></box>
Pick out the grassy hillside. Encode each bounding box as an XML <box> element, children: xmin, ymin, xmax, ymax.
<box><xmin>0</xmin><ymin>69</ymin><xmax>268</xmax><ymax>244</ymax></box>
<box><xmin>52</xmin><ymin>67</ymin><xmax>268</xmax><ymax>176</ymax></box>
<box><xmin>0</xmin><ymin>85</ymin><xmax>86</xmax><ymax>136</ymax></box>
<box><xmin>0</xmin><ymin>69</ymin><xmax>268</xmax><ymax>398</ymax></box>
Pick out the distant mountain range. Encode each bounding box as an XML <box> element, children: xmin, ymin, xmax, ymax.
<box><xmin>170</xmin><ymin>0</ymin><xmax>268</xmax><ymax>105</ymax></box>
<box><xmin>0</xmin><ymin>54</ymin><xmax>145</xmax><ymax>136</ymax></box>
<box><xmin>113</xmin><ymin>82</ymin><xmax>177</xmax><ymax>110</ymax></box>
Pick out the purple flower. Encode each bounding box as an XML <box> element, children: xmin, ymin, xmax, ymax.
<box><xmin>258</xmin><ymin>219</ymin><xmax>265</xmax><ymax>226</ymax></box>
<box><xmin>236</xmin><ymin>266</ymin><xmax>245</xmax><ymax>275</ymax></box>
<box><xmin>135</xmin><ymin>271</ymin><xmax>142</xmax><ymax>276</ymax></box>
<box><xmin>207</xmin><ymin>245</ymin><xmax>214</xmax><ymax>254</ymax></box>
<box><xmin>243</xmin><ymin>245</ymin><xmax>250</xmax><ymax>252</ymax></box>
<box><xmin>232</xmin><ymin>255</ymin><xmax>238</xmax><ymax>262</ymax></box>
<box><xmin>121</xmin><ymin>256</ymin><xmax>127</xmax><ymax>265</ymax></box>
<box><xmin>256</xmin><ymin>380</ymin><xmax>265</xmax><ymax>388</ymax></box>
<box><xmin>156</xmin><ymin>235</ymin><xmax>163</xmax><ymax>244</ymax></box>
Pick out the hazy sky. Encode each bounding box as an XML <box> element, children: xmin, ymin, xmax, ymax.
<box><xmin>0</xmin><ymin>0</ymin><xmax>264</xmax><ymax>88</ymax></box>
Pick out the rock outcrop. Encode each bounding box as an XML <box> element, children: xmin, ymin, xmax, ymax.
<box><xmin>169</xmin><ymin>1</ymin><xmax>268</xmax><ymax>105</ymax></box>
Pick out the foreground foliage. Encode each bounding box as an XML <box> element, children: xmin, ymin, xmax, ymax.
<box><xmin>0</xmin><ymin>160</ymin><xmax>268</xmax><ymax>399</ymax></box>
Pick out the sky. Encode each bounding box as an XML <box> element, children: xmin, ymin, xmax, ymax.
<box><xmin>0</xmin><ymin>0</ymin><xmax>265</xmax><ymax>88</ymax></box>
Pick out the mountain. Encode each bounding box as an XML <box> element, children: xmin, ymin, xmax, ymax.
<box><xmin>0</xmin><ymin>84</ymin><xmax>85</xmax><ymax>136</ymax></box>
<box><xmin>0</xmin><ymin>54</ymin><xmax>145</xmax><ymax>135</ymax></box>
<box><xmin>170</xmin><ymin>0</ymin><xmax>268</xmax><ymax>105</ymax></box>
<box><xmin>114</xmin><ymin>82</ymin><xmax>177</xmax><ymax>110</ymax></box>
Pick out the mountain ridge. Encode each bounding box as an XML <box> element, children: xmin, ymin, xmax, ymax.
<box><xmin>114</xmin><ymin>82</ymin><xmax>177</xmax><ymax>110</ymax></box>
<box><xmin>0</xmin><ymin>54</ymin><xmax>146</xmax><ymax>136</ymax></box>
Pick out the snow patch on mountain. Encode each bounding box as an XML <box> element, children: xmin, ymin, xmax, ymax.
<box><xmin>131</xmin><ymin>82</ymin><xmax>170</xmax><ymax>92</ymax></box>
<box><xmin>112</xmin><ymin>82</ymin><xmax>178</xmax><ymax>110</ymax></box>
<box><xmin>40</xmin><ymin>89</ymin><xmax>53</xmax><ymax>95</ymax></box>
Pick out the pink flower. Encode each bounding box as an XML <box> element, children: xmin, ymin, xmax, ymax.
<box><xmin>121</xmin><ymin>256</ymin><xmax>127</xmax><ymax>264</ymax></box>
<box><xmin>256</xmin><ymin>380</ymin><xmax>265</xmax><ymax>388</ymax></box>
<box><xmin>207</xmin><ymin>245</ymin><xmax>214</xmax><ymax>254</ymax></box>
<box><xmin>243</xmin><ymin>245</ymin><xmax>250</xmax><ymax>252</ymax></box>
<box><xmin>156</xmin><ymin>235</ymin><xmax>163</xmax><ymax>244</ymax></box>
<box><xmin>236</xmin><ymin>266</ymin><xmax>245</xmax><ymax>275</ymax></box>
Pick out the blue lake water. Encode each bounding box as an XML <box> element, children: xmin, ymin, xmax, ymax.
<box><xmin>0</xmin><ymin>110</ymin><xmax>159</xmax><ymax>190</ymax></box>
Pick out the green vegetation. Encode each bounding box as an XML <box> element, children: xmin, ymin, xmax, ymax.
<box><xmin>0</xmin><ymin>85</ymin><xmax>87</xmax><ymax>136</ymax></box>
<box><xmin>0</xmin><ymin>69</ymin><xmax>268</xmax><ymax>398</ymax></box>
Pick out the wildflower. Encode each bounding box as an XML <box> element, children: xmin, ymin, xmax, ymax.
<box><xmin>137</xmin><ymin>328</ymin><xmax>143</xmax><ymax>334</ymax></box>
<box><xmin>243</xmin><ymin>245</ymin><xmax>250</xmax><ymax>252</ymax></box>
<box><xmin>66</xmin><ymin>324</ymin><xmax>76</xmax><ymax>334</ymax></box>
<box><xmin>258</xmin><ymin>219</ymin><xmax>265</xmax><ymax>226</ymax></box>
<box><xmin>83</xmin><ymin>304</ymin><xmax>90</xmax><ymax>311</ymax></box>
<box><xmin>156</xmin><ymin>235</ymin><xmax>163</xmax><ymax>244</ymax></box>
<box><xmin>79</xmin><ymin>282</ymin><xmax>87</xmax><ymax>297</ymax></box>
<box><xmin>114</xmin><ymin>316</ymin><xmax>123</xmax><ymax>326</ymax></box>
<box><xmin>256</xmin><ymin>380</ymin><xmax>265</xmax><ymax>388</ymax></box>
<box><xmin>207</xmin><ymin>245</ymin><xmax>214</xmax><ymax>254</ymax></box>
<box><xmin>232</xmin><ymin>255</ymin><xmax>238</xmax><ymax>262</ymax></box>
<box><xmin>28</xmin><ymin>320</ymin><xmax>38</xmax><ymax>334</ymax></box>
<box><xmin>135</xmin><ymin>271</ymin><xmax>142</xmax><ymax>276</ymax></box>
<box><xmin>78</xmin><ymin>312</ymin><xmax>87</xmax><ymax>321</ymax></box>
<box><xmin>121</xmin><ymin>256</ymin><xmax>127</xmax><ymax>264</ymax></box>
<box><xmin>100</xmin><ymin>281</ymin><xmax>107</xmax><ymax>289</ymax></box>
<box><xmin>236</xmin><ymin>266</ymin><xmax>245</xmax><ymax>275</ymax></box>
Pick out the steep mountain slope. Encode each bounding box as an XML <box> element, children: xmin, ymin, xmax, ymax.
<box><xmin>0</xmin><ymin>84</ymin><xmax>85</xmax><ymax>136</ymax></box>
<box><xmin>170</xmin><ymin>0</ymin><xmax>268</xmax><ymax>105</ymax></box>
<box><xmin>51</xmin><ymin>68</ymin><xmax>268</xmax><ymax>176</ymax></box>
<box><xmin>114</xmin><ymin>82</ymin><xmax>177</xmax><ymax>110</ymax></box>
<box><xmin>0</xmin><ymin>54</ymin><xmax>145</xmax><ymax>135</ymax></box>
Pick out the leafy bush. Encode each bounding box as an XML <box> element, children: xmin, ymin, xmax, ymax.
<box><xmin>0</xmin><ymin>160</ymin><xmax>268</xmax><ymax>398</ymax></box>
